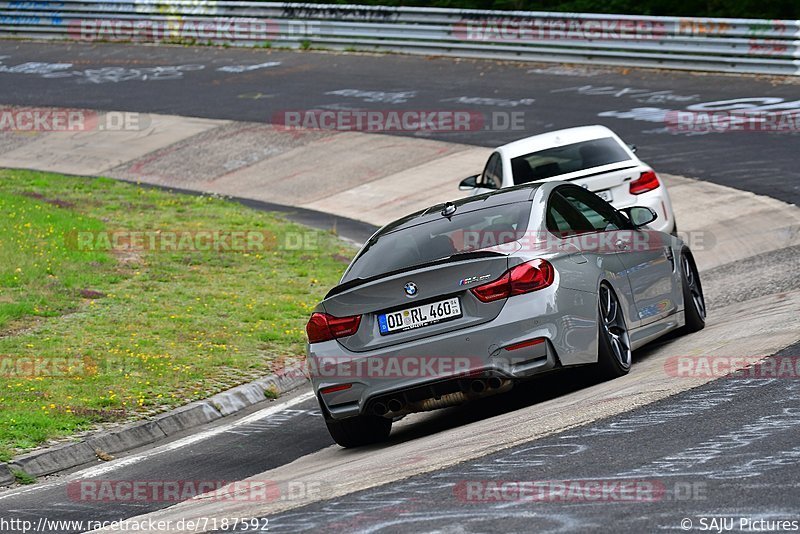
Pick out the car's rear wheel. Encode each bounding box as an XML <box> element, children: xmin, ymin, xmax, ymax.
<box><xmin>325</xmin><ymin>413</ymin><xmax>392</xmax><ymax>448</ymax></box>
<box><xmin>680</xmin><ymin>250</ymin><xmax>706</xmax><ymax>333</ymax></box>
<box><xmin>597</xmin><ymin>283</ymin><xmax>632</xmax><ymax>378</ymax></box>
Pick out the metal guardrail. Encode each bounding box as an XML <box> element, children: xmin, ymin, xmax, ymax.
<box><xmin>1</xmin><ymin>1</ymin><xmax>799</xmax><ymax>76</ymax></box>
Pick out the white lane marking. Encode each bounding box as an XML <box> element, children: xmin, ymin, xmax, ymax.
<box><xmin>0</xmin><ymin>391</ymin><xmax>315</xmax><ymax>501</ymax></box>
<box><xmin>217</xmin><ymin>61</ymin><xmax>281</xmax><ymax>73</ymax></box>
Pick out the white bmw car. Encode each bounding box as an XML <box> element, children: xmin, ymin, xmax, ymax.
<box><xmin>460</xmin><ymin>125</ymin><xmax>677</xmax><ymax>234</ymax></box>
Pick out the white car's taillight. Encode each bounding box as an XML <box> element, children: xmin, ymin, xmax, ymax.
<box><xmin>630</xmin><ymin>170</ymin><xmax>660</xmax><ymax>195</ymax></box>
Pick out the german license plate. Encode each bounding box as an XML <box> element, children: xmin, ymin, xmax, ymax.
<box><xmin>596</xmin><ymin>189</ymin><xmax>613</xmax><ymax>202</ymax></box>
<box><xmin>378</xmin><ymin>297</ymin><xmax>462</xmax><ymax>335</ymax></box>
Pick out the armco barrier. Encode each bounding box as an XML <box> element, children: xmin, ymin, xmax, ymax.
<box><xmin>0</xmin><ymin>1</ymin><xmax>799</xmax><ymax>76</ymax></box>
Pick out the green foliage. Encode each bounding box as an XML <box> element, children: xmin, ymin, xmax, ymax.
<box><xmin>12</xmin><ymin>469</ymin><xmax>36</xmax><ymax>485</ymax></box>
<box><xmin>0</xmin><ymin>170</ymin><xmax>355</xmax><ymax>460</ymax></box>
<box><xmin>275</xmin><ymin>0</ymin><xmax>798</xmax><ymax>19</ymax></box>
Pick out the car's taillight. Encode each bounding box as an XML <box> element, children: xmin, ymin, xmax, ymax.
<box><xmin>629</xmin><ymin>170</ymin><xmax>660</xmax><ymax>195</ymax></box>
<box><xmin>471</xmin><ymin>259</ymin><xmax>555</xmax><ymax>303</ymax></box>
<box><xmin>505</xmin><ymin>337</ymin><xmax>546</xmax><ymax>351</ymax></box>
<box><xmin>320</xmin><ymin>383</ymin><xmax>353</xmax><ymax>395</ymax></box>
<box><xmin>306</xmin><ymin>312</ymin><xmax>362</xmax><ymax>343</ymax></box>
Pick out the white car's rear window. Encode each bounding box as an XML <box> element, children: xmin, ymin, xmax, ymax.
<box><xmin>511</xmin><ymin>137</ymin><xmax>632</xmax><ymax>184</ymax></box>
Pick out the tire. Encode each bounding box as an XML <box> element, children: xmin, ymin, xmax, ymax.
<box><xmin>680</xmin><ymin>249</ymin><xmax>706</xmax><ymax>333</ymax></box>
<box><xmin>596</xmin><ymin>283</ymin><xmax>632</xmax><ymax>379</ymax></box>
<box><xmin>325</xmin><ymin>414</ymin><xmax>392</xmax><ymax>448</ymax></box>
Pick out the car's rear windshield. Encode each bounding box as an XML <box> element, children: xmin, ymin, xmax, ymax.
<box><xmin>511</xmin><ymin>137</ymin><xmax>632</xmax><ymax>184</ymax></box>
<box><xmin>342</xmin><ymin>202</ymin><xmax>532</xmax><ymax>282</ymax></box>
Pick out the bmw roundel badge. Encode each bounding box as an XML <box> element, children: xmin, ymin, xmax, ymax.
<box><xmin>404</xmin><ymin>282</ymin><xmax>418</xmax><ymax>297</ymax></box>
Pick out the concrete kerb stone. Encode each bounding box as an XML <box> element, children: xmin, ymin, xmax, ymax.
<box><xmin>0</xmin><ymin>463</ymin><xmax>14</xmax><ymax>485</ymax></box>
<box><xmin>0</xmin><ymin>370</ymin><xmax>309</xmax><ymax>484</ymax></box>
<box><xmin>86</xmin><ymin>420</ymin><xmax>167</xmax><ymax>456</ymax></box>
<box><xmin>8</xmin><ymin>440</ymin><xmax>97</xmax><ymax>478</ymax></box>
<box><xmin>152</xmin><ymin>400</ymin><xmax>224</xmax><ymax>436</ymax></box>
<box><xmin>204</xmin><ymin>362</ymin><xmax>310</xmax><ymax>417</ymax></box>
<box><xmin>206</xmin><ymin>383</ymin><xmax>269</xmax><ymax>417</ymax></box>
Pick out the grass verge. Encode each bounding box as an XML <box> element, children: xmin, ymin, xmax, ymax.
<box><xmin>11</xmin><ymin>469</ymin><xmax>36</xmax><ymax>485</ymax></box>
<box><xmin>0</xmin><ymin>169</ymin><xmax>354</xmax><ymax>462</ymax></box>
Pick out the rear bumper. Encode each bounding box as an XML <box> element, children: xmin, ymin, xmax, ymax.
<box><xmin>318</xmin><ymin>340</ymin><xmax>560</xmax><ymax>420</ymax></box>
<box><xmin>308</xmin><ymin>286</ymin><xmax>597</xmax><ymax>420</ymax></box>
<box><xmin>627</xmin><ymin>188</ymin><xmax>676</xmax><ymax>234</ymax></box>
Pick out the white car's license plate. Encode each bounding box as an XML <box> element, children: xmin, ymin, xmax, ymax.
<box><xmin>596</xmin><ymin>189</ymin><xmax>613</xmax><ymax>202</ymax></box>
<box><xmin>378</xmin><ymin>297</ymin><xmax>462</xmax><ymax>335</ymax></box>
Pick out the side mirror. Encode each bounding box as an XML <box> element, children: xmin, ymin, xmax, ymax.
<box><xmin>628</xmin><ymin>144</ymin><xmax>638</xmax><ymax>153</ymax></box>
<box><xmin>459</xmin><ymin>174</ymin><xmax>479</xmax><ymax>190</ymax></box>
<box><xmin>622</xmin><ymin>206</ymin><xmax>657</xmax><ymax>228</ymax></box>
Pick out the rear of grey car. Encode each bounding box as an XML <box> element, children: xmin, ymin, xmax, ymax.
<box><xmin>306</xmin><ymin>182</ymin><xmax>705</xmax><ymax>447</ymax></box>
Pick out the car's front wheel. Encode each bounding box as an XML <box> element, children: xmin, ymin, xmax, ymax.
<box><xmin>325</xmin><ymin>413</ymin><xmax>392</xmax><ymax>448</ymax></box>
<box><xmin>597</xmin><ymin>283</ymin><xmax>632</xmax><ymax>379</ymax></box>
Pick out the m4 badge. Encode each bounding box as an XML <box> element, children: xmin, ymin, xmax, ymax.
<box><xmin>459</xmin><ymin>274</ymin><xmax>492</xmax><ymax>286</ymax></box>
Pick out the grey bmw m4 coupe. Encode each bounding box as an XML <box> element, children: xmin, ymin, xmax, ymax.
<box><xmin>306</xmin><ymin>181</ymin><xmax>706</xmax><ymax>447</ymax></box>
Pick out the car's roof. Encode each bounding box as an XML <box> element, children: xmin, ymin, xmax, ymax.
<box><xmin>496</xmin><ymin>125</ymin><xmax>622</xmax><ymax>159</ymax></box>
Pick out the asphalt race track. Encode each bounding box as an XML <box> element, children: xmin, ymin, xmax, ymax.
<box><xmin>0</xmin><ymin>390</ymin><xmax>328</xmax><ymax>531</ymax></box>
<box><xmin>0</xmin><ymin>41</ymin><xmax>798</xmax><ymax>205</ymax></box>
<box><xmin>263</xmin><ymin>343</ymin><xmax>800</xmax><ymax>533</ymax></box>
<box><xmin>1</xmin><ymin>41</ymin><xmax>799</xmax><ymax>533</ymax></box>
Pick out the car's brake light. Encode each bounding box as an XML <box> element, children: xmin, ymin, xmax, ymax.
<box><xmin>630</xmin><ymin>170</ymin><xmax>660</xmax><ymax>195</ymax></box>
<box><xmin>471</xmin><ymin>259</ymin><xmax>554</xmax><ymax>303</ymax></box>
<box><xmin>320</xmin><ymin>383</ymin><xmax>353</xmax><ymax>395</ymax></box>
<box><xmin>306</xmin><ymin>312</ymin><xmax>362</xmax><ymax>343</ymax></box>
<box><xmin>505</xmin><ymin>337</ymin><xmax>546</xmax><ymax>351</ymax></box>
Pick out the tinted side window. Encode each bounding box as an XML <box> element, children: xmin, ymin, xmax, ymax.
<box><xmin>492</xmin><ymin>156</ymin><xmax>503</xmax><ymax>187</ymax></box>
<box><xmin>559</xmin><ymin>186</ymin><xmax>625</xmax><ymax>232</ymax></box>
<box><xmin>479</xmin><ymin>152</ymin><xmax>503</xmax><ymax>189</ymax></box>
<box><xmin>546</xmin><ymin>192</ymin><xmax>595</xmax><ymax>236</ymax></box>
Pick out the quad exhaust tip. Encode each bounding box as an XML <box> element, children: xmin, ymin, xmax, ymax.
<box><xmin>470</xmin><ymin>379</ymin><xmax>487</xmax><ymax>394</ymax></box>
<box><xmin>372</xmin><ymin>398</ymin><xmax>405</xmax><ymax>415</ymax></box>
<box><xmin>487</xmin><ymin>376</ymin><xmax>503</xmax><ymax>390</ymax></box>
<box><xmin>374</xmin><ymin>378</ymin><xmax>507</xmax><ymax>415</ymax></box>
<box><xmin>471</xmin><ymin>377</ymin><xmax>506</xmax><ymax>393</ymax></box>
<box><xmin>387</xmin><ymin>398</ymin><xmax>403</xmax><ymax>413</ymax></box>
